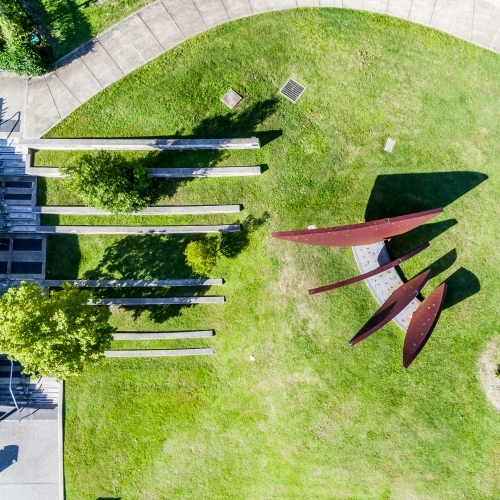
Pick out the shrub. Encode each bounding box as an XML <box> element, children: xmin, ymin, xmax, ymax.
<box><xmin>184</xmin><ymin>237</ymin><xmax>219</xmax><ymax>275</ymax></box>
<box><xmin>0</xmin><ymin>0</ymin><xmax>53</xmax><ymax>76</ymax></box>
<box><xmin>0</xmin><ymin>282</ymin><xmax>115</xmax><ymax>379</ymax></box>
<box><xmin>60</xmin><ymin>151</ymin><xmax>153</xmax><ymax>213</ymax></box>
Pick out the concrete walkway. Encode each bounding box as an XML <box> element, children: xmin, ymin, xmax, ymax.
<box><xmin>0</xmin><ymin>407</ymin><xmax>62</xmax><ymax>500</ymax></box>
<box><xmin>2</xmin><ymin>0</ymin><xmax>500</xmax><ymax>139</ymax></box>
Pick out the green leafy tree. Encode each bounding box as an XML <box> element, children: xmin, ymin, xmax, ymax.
<box><xmin>184</xmin><ymin>237</ymin><xmax>219</xmax><ymax>275</ymax></box>
<box><xmin>60</xmin><ymin>151</ymin><xmax>153</xmax><ymax>213</ymax></box>
<box><xmin>0</xmin><ymin>282</ymin><xmax>115</xmax><ymax>379</ymax></box>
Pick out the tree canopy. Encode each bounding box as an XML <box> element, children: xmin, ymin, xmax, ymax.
<box><xmin>0</xmin><ymin>282</ymin><xmax>115</xmax><ymax>379</ymax></box>
<box><xmin>60</xmin><ymin>151</ymin><xmax>153</xmax><ymax>213</ymax></box>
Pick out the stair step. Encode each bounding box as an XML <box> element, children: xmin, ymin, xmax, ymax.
<box><xmin>9</xmin><ymin>226</ymin><xmax>37</xmax><ymax>232</ymax></box>
<box><xmin>5</xmin><ymin>213</ymin><xmax>37</xmax><ymax>220</ymax></box>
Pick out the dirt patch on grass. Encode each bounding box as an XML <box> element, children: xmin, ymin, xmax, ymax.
<box><xmin>478</xmin><ymin>337</ymin><xmax>500</xmax><ymax>411</ymax></box>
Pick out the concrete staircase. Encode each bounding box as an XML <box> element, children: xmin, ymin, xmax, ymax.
<box><xmin>0</xmin><ymin>357</ymin><xmax>59</xmax><ymax>409</ymax></box>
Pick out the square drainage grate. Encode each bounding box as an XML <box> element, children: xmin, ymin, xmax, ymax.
<box><xmin>221</xmin><ymin>89</ymin><xmax>243</xmax><ymax>109</ymax></box>
<box><xmin>279</xmin><ymin>78</ymin><xmax>306</xmax><ymax>103</ymax></box>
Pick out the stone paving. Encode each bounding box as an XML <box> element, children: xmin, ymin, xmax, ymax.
<box><xmin>1</xmin><ymin>0</ymin><xmax>500</xmax><ymax>139</ymax></box>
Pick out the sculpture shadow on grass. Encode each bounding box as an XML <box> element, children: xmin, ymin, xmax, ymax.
<box><xmin>365</xmin><ymin>171</ymin><xmax>488</xmax><ymax>221</ymax></box>
<box><xmin>442</xmin><ymin>267</ymin><xmax>480</xmax><ymax>310</ymax></box>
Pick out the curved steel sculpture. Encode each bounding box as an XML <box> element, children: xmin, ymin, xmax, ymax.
<box><xmin>349</xmin><ymin>269</ymin><xmax>433</xmax><ymax>346</ymax></box>
<box><xmin>308</xmin><ymin>242</ymin><xmax>429</xmax><ymax>295</ymax></box>
<box><xmin>272</xmin><ymin>208</ymin><xmax>443</xmax><ymax>247</ymax></box>
<box><xmin>403</xmin><ymin>283</ymin><xmax>447</xmax><ymax>368</ymax></box>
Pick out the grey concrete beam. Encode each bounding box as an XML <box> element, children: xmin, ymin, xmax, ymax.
<box><xmin>113</xmin><ymin>330</ymin><xmax>215</xmax><ymax>339</ymax></box>
<box><xmin>90</xmin><ymin>296</ymin><xmax>224</xmax><ymax>305</ymax></box>
<box><xmin>35</xmin><ymin>204</ymin><xmax>241</xmax><ymax>214</ymax></box>
<box><xmin>105</xmin><ymin>348</ymin><xmax>214</xmax><ymax>356</ymax></box>
<box><xmin>41</xmin><ymin>279</ymin><xmax>223</xmax><ymax>287</ymax></box>
<box><xmin>38</xmin><ymin>224</ymin><xmax>240</xmax><ymax>234</ymax></box>
<box><xmin>19</xmin><ymin>137</ymin><xmax>260</xmax><ymax>150</ymax></box>
<box><xmin>25</xmin><ymin>166</ymin><xmax>262</xmax><ymax>178</ymax></box>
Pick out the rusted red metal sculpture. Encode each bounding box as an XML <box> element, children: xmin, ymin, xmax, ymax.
<box><xmin>308</xmin><ymin>242</ymin><xmax>430</xmax><ymax>295</ymax></box>
<box><xmin>272</xmin><ymin>208</ymin><xmax>443</xmax><ymax>247</ymax></box>
<box><xmin>349</xmin><ymin>269</ymin><xmax>433</xmax><ymax>346</ymax></box>
<box><xmin>403</xmin><ymin>283</ymin><xmax>447</xmax><ymax>368</ymax></box>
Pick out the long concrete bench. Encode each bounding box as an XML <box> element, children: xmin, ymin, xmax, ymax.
<box><xmin>41</xmin><ymin>279</ymin><xmax>223</xmax><ymax>287</ymax></box>
<box><xmin>105</xmin><ymin>348</ymin><xmax>214</xmax><ymax>357</ymax></box>
<box><xmin>20</xmin><ymin>138</ymin><xmax>260</xmax><ymax>150</ymax></box>
<box><xmin>89</xmin><ymin>296</ymin><xmax>225</xmax><ymax>305</ymax></box>
<box><xmin>38</xmin><ymin>224</ymin><xmax>240</xmax><ymax>234</ymax></box>
<box><xmin>34</xmin><ymin>205</ymin><xmax>241</xmax><ymax>214</ymax></box>
<box><xmin>25</xmin><ymin>166</ymin><xmax>262</xmax><ymax>178</ymax></box>
<box><xmin>352</xmin><ymin>242</ymin><xmax>421</xmax><ymax>332</ymax></box>
<box><xmin>113</xmin><ymin>330</ymin><xmax>214</xmax><ymax>339</ymax></box>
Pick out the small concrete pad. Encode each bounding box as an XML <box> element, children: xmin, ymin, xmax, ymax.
<box><xmin>38</xmin><ymin>225</ymin><xmax>241</xmax><ymax>234</ymax></box>
<box><xmin>386</xmin><ymin>0</ymin><xmax>412</xmax><ymax>19</ymax></box>
<box><xmin>384</xmin><ymin>137</ymin><xmax>396</xmax><ymax>152</ymax></box>
<box><xmin>105</xmin><ymin>348</ymin><xmax>214</xmax><ymax>357</ymax></box>
<box><xmin>319</xmin><ymin>0</ymin><xmax>342</xmax><ymax>6</ymax></box>
<box><xmin>409</xmin><ymin>0</ymin><xmax>435</xmax><ymax>26</ymax></box>
<box><xmin>162</xmin><ymin>0</ymin><xmax>207</xmax><ymax>38</ymax></box>
<box><xmin>113</xmin><ymin>330</ymin><xmax>215</xmax><ymax>339</ymax></box>
<box><xmin>471</xmin><ymin>0</ymin><xmax>500</xmax><ymax>48</ymax></box>
<box><xmin>430</xmin><ymin>0</ymin><xmax>460</xmax><ymax>32</ymax></box>
<box><xmin>98</xmin><ymin>26</ymin><xmax>144</xmax><ymax>74</ymax></box>
<box><xmin>221</xmin><ymin>89</ymin><xmax>243</xmax><ymax>109</ymax></box>
<box><xmin>274</xmin><ymin>0</ymin><xmax>297</xmax><ymax>9</ymax></box>
<box><xmin>44</xmin><ymin>73</ymin><xmax>80</xmax><ymax>119</ymax></box>
<box><xmin>452</xmin><ymin>0</ymin><xmax>474</xmax><ymax>41</ymax></box>
<box><xmin>194</xmin><ymin>0</ymin><xmax>230</xmax><ymax>28</ymax></box>
<box><xmin>222</xmin><ymin>0</ymin><xmax>253</xmax><ymax>19</ymax></box>
<box><xmin>54</xmin><ymin>58</ymin><xmax>102</xmax><ymax>104</ymax></box>
<box><xmin>90</xmin><ymin>296</ymin><xmax>225</xmax><ymax>305</ymax></box>
<box><xmin>119</xmin><ymin>13</ymin><xmax>164</xmax><ymax>62</ymax></box>
<box><xmin>342</xmin><ymin>0</ymin><xmax>364</xmax><ymax>8</ymax></box>
<box><xmin>138</xmin><ymin>2</ymin><xmax>186</xmax><ymax>50</ymax></box>
<box><xmin>79</xmin><ymin>40</ymin><xmax>124</xmax><ymax>88</ymax></box>
<box><xmin>364</xmin><ymin>0</ymin><xmax>388</xmax><ymax>14</ymax></box>
<box><xmin>249</xmin><ymin>0</ymin><xmax>276</xmax><ymax>14</ymax></box>
<box><xmin>0</xmin><ymin>73</ymin><xmax>26</xmax><ymax>139</ymax></box>
<box><xmin>24</xmin><ymin>78</ymin><xmax>61</xmax><ymax>139</ymax></box>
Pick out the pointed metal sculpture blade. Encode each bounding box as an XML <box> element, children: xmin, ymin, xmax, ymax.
<box><xmin>349</xmin><ymin>269</ymin><xmax>433</xmax><ymax>346</ymax></box>
<box><xmin>403</xmin><ymin>283</ymin><xmax>447</xmax><ymax>368</ymax></box>
<box><xmin>272</xmin><ymin>208</ymin><xmax>443</xmax><ymax>247</ymax></box>
<box><xmin>309</xmin><ymin>242</ymin><xmax>430</xmax><ymax>295</ymax></box>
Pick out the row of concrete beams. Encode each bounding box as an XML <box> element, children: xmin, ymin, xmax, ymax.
<box><xmin>33</xmin><ymin>205</ymin><xmax>241</xmax><ymax>215</ymax></box>
<box><xmin>25</xmin><ymin>166</ymin><xmax>262</xmax><ymax>178</ymax></box>
<box><xmin>89</xmin><ymin>297</ymin><xmax>224</xmax><ymax>305</ymax></box>
<box><xmin>105</xmin><ymin>348</ymin><xmax>214</xmax><ymax>357</ymax></box>
<box><xmin>42</xmin><ymin>279</ymin><xmax>223</xmax><ymax>287</ymax></box>
<box><xmin>113</xmin><ymin>330</ymin><xmax>214</xmax><ymax>339</ymax></box>
<box><xmin>19</xmin><ymin>137</ymin><xmax>260</xmax><ymax>150</ymax></box>
<box><xmin>38</xmin><ymin>224</ymin><xmax>240</xmax><ymax>234</ymax></box>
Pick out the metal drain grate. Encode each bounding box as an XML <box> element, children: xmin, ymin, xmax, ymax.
<box><xmin>279</xmin><ymin>78</ymin><xmax>306</xmax><ymax>103</ymax></box>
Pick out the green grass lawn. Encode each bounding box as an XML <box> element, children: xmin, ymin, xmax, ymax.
<box><xmin>27</xmin><ymin>0</ymin><xmax>156</xmax><ymax>59</ymax></box>
<box><xmin>35</xmin><ymin>9</ymin><xmax>500</xmax><ymax>499</ymax></box>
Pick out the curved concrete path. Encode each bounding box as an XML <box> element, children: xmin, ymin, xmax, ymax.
<box><xmin>1</xmin><ymin>0</ymin><xmax>500</xmax><ymax>139</ymax></box>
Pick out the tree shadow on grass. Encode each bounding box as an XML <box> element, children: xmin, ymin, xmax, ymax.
<box><xmin>26</xmin><ymin>0</ymin><xmax>94</xmax><ymax>61</ymax></box>
<box><xmin>220</xmin><ymin>212</ymin><xmax>270</xmax><ymax>258</ymax></box>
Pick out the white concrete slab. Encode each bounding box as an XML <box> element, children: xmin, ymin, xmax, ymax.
<box><xmin>364</xmin><ymin>0</ymin><xmax>388</xmax><ymax>14</ymax></box>
<box><xmin>119</xmin><ymin>13</ymin><xmax>164</xmax><ymax>62</ymax></box>
<box><xmin>78</xmin><ymin>40</ymin><xmax>124</xmax><ymax>88</ymax></box>
<box><xmin>249</xmin><ymin>0</ymin><xmax>276</xmax><ymax>14</ymax></box>
<box><xmin>222</xmin><ymin>0</ymin><xmax>253</xmax><ymax>18</ymax></box>
<box><xmin>194</xmin><ymin>0</ymin><xmax>230</xmax><ymax>28</ymax></box>
<box><xmin>387</xmin><ymin>0</ymin><xmax>412</xmax><ymax>19</ymax></box>
<box><xmin>0</xmin><ymin>73</ymin><xmax>26</xmax><ymax>138</ymax></box>
<box><xmin>98</xmin><ymin>25</ymin><xmax>145</xmax><ymax>74</ymax></box>
<box><xmin>472</xmin><ymin>0</ymin><xmax>500</xmax><ymax>48</ymax></box>
<box><xmin>54</xmin><ymin>58</ymin><xmax>102</xmax><ymax>104</ymax></box>
<box><xmin>44</xmin><ymin>74</ymin><xmax>80</xmax><ymax>119</ymax></box>
<box><xmin>409</xmin><ymin>0</ymin><xmax>435</xmax><ymax>26</ymax></box>
<box><xmin>274</xmin><ymin>0</ymin><xmax>297</xmax><ymax>9</ymax></box>
<box><xmin>24</xmin><ymin>78</ymin><xmax>60</xmax><ymax>139</ymax></box>
<box><xmin>452</xmin><ymin>0</ymin><xmax>474</xmax><ymax>41</ymax></box>
<box><xmin>430</xmin><ymin>0</ymin><xmax>460</xmax><ymax>33</ymax></box>
<box><xmin>343</xmin><ymin>0</ymin><xmax>366</xmax><ymax>10</ymax></box>
<box><xmin>138</xmin><ymin>2</ymin><xmax>186</xmax><ymax>50</ymax></box>
<box><xmin>162</xmin><ymin>0</ymin><xmax>207</xmax><ymax>37</ymax></box>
